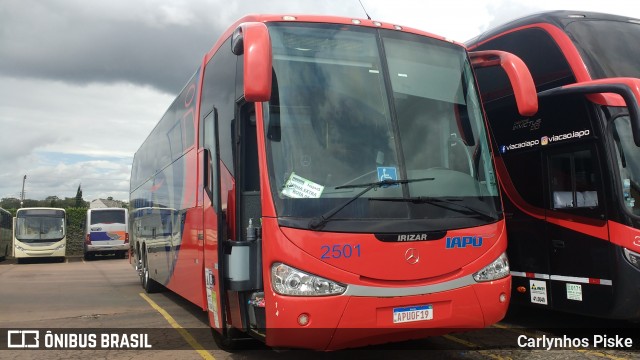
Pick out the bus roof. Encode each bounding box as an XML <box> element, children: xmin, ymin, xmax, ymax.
<box><xmin>204</xmin><ymin>14</ymin><xmax>462</xmax><ymax>65</ymax></box>
<box><xmin>467</xmin><ymin>10</ymin><xmax>640</xmax><ymax>46</ymax></box>
<box><xmin>88</xmin><ymin>207</ymin><xmax>126</xmax><ymax>211</ymax></box>
<box><xmin>16</xmin><ymin>208</ymin><xmax>66</xmax><ymax>217</ymax></box>
<box><xmin>17</xmin><ymin>207</ymin><xmax>65</xmax><ymax>212</ymax></box>
<box><xmin>466</xmin><ymin>10</ymin><xmax>640</xmax><ymax>105</ymax></box>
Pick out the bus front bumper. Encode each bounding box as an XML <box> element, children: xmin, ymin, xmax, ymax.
<box><xmin>14</xmin><ymin>243</ymin><xmax>66</xmax><ymax>258</ymax></box>
<box><xmin>263</xmin><ymin>276</ymin><xmax>511</xmax><ymax>350</ymax></box>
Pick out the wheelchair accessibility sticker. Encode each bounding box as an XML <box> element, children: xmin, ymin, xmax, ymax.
<box><xmin>377</xmin><ymin>167</ymin><xmax>398</xmax><ymax>187</ymax></box>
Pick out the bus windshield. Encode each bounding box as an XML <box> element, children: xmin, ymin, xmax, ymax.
<box><xmin>15</xmin><ymin>210</ymin><xmax>65</xmax><ymax>242</ymax></box>
<box><xmin>611</xmin><ymin>114</ymin><xmax>640</xmax><ymax>216</ymax></box>
<box><xmin>264</xmin><ymin>23</ymin><xmax>500</xmax><ymax>232</ymax></box>
<box><xmin>566</xmin><ymin>19</ymin><xmax>640</xmax><ymax>79</ymax></box>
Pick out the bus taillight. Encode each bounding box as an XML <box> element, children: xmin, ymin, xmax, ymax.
<box><xmin>85</xmin><ymin>234</ymin><xmax>91</xmax><ymax>245</ymax></box>
<box><xmin>125</xmin><ymin>233</ymin><xmax>129</xmax><ymax>244</ymax></box>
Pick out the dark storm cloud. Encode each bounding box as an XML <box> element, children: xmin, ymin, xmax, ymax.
<box><xmin>0</xmin><ymin>0</ymin><xmax>362</xmax><ymax>94</ymax></box>
<box><xmin>0</xmin><ymin>0</ymin><xmax>223</xmax><ymax>94</ymax></box>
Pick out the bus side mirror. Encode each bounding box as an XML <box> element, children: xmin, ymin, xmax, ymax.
<box><xmin>469</xmin><ymin>50</ymin><xmax>538</xmax><ymax>117</ymax></box>
<box><xmin>538</xmin><ymin>77</ymin><xmax>640</xmax><ymax>147</ymax></box>
<box><xmin>232</xmin><ymin>22</ymin><xmax>272</xmax><ymax>102</ymax></box>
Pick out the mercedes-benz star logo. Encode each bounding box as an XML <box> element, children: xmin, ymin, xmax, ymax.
<box><xmin>301</xmin><ymin>155</ymin><xmax>311</xmax><ymax>167</ymax></box>
<box><xmin>404</xmin><ymin>248</ymin><xmax>419</xmax><ymax>265</ymax></box>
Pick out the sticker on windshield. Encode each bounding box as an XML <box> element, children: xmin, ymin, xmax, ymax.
<box><xmin>377</xmin><ymin>167</ymin><xmax>398</xmax><ymax>187</ymax></box>
<box><xmin>282</xmin><ymin>172</ymin><xmax>324</xmax><ymax>198</ymax></box>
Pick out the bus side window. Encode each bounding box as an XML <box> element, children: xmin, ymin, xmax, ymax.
<box><xmin>203</xmin><ymin>110</ymin><xmax>219</xmax><ymax>210</ymax></box>
<box><xmin>240</xmin><ymin>105</ymin><xmax>259</xmax><ymax>192</ymax></box>
<box><xmin>549</xmin><ymin>149</ymin><xmax>599</xmax><ymax>209</ymax></box>
<box><xmin>550</xmin><ymin>153</ymin><xmax>574</xmax><ymax>208</ymax></box>
<box><xmin>200</xmin><ymin>36</ymin><xmax>237</xmax><ymax>176</ymax></box>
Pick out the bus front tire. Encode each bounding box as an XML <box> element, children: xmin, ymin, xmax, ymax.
<box><xmin>212</xmin><ymin>328</ymin><xmax>243</xmax><ymax>352</ymax></box>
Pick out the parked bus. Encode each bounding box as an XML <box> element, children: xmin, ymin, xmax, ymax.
<box><xmin>467</xmin><ymin>11</ymin><xmax>640</xmax><ymax>319</ymax></box>
<box><xmin>84</xmin><ymin>207</ymin><xmax>129</xmax><ymax>260</ymax></box>
<box><xmin>0</xmin><ymin>208</ymin><xmax>12</xmax><ymax>260</ymax></box>
<box><xmin>130</xmin><ymin>14</ymin><xmax>538</xmax><ymax>350</ymax></box>
<box><xmin>13</xmin><ymin>207</ymin><xmax>66</xmax><ymax>263</ymax></box>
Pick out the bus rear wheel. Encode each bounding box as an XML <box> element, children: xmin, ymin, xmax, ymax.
<box><xmin>141</xmin><ymin>249</ymin><xmax>162</xmax><ymax>293</ymax></box>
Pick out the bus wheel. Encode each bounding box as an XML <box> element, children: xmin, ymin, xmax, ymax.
<box><xmin>211</xmin><ymin>328</ymin><xmax>242</xmax><ymax>352</ymax></box>
<box><xmin>141</xmin><ymin>250</ymin><xmax>162</xmax><ymax>293</ymax></box>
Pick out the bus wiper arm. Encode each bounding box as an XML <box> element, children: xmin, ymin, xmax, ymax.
<box><xmin>308</xmin><ymin>178</ymin><xmax>434</xmax><ymax>230</ymax></box>
<box><xmin>375</xmin><ymin>196</ymin><xmax>500</xmax><ymax>221</ymax></box>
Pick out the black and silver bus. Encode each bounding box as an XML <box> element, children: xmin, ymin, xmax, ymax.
<box><xmin>467</xmin><ymin>10</ymin><xmax>640</xmax><ymax>319</ymax></box>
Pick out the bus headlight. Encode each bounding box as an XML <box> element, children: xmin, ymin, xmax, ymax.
<box><xmin>271</xmin><ymin>262</ymin><xmax>347</xmax><ymax>296</ymax></box>
<box><xmin>15</xmin><ymin>244</ymin><xmax>26</xmax><ymax>252</ymax></box>
<box><xmin>623</xmin><ymin>248</ymin><xmax>640</xmax><ymax>270</ymax></box>
<box><xmin>473</xmin><ymin>252</ymin><xmax>510</xmax><ymax>282</ymax></box>
<box><xmin>54</xmin><ymin>244</ymin><xmax>66</xmax><ymax>251</ymax></box>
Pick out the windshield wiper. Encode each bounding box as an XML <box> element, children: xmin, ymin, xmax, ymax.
<box><xmin>375</xmin><ymin>196</ymin><xmax>500</xmax><ymax>221</ymax></box>
<box><xmin>308</xmin><ymin>177</ymin><xmax>434</xmax><ymax>230</ymax></box>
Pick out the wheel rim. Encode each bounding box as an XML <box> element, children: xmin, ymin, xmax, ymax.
<box><xmin>140</xmin><ymin>254</ymin><xmax>148</xmax><ymax>287</ymax></box>
<box><xmin>143</xmin><ymin>259</ymin><xmax>149</xmax><ymax>287</ymax></box>
<box><xmin>137</xmin><ymin>258</ymin><xmax>143</xmax><ymax>277</ymax></box>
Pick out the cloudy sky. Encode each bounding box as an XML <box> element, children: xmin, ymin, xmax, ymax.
<box><xmin>1</xmin><ymin>0</ymin><xmax>638</xmax><ymax>202</ymax></box>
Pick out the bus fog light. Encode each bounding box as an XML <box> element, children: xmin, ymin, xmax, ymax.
<box><xmin>623</xmin><ymin>248</ymin><xmax>640</xmax><ymax>270</ymax></box>
<box><xmin>499</xmin><ymin>293</ymin><xmax>507</xmax><ymax>303</ymax></box>
<box><xmin>271</xmin><ymin>263</ymin><xmax>346</xmax><ymax>296</ymax></box>
<box><xmin>298</xmin><ymin>313</ymin><xmax>310</xmax><ymax>326</ymax></box>
<box><xmin>473</xmin><ymin>252</ymin><xmax>510</xmax><ymax>282</ymax></box>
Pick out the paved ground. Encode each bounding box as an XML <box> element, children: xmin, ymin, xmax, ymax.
<box><xmin>0</xmin><ymin>256</ymin><xmax>637</xmax><ymax>360</ymax></box>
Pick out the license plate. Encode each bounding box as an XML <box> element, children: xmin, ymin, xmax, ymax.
<box><xmin>393</xmin><ymin>304</ymin><xmax>433</xmax><ymax>324</ymax></box>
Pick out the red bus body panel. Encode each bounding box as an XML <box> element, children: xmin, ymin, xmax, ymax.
<box><xmin>259</xmin><ymin>218</ymin><xmax>510</xmax><ymax>349</ymax></box>
<box><xmin>279</xmin><ymin>223</ymin><xmax>503</xmax><ymax>280</ymax></box>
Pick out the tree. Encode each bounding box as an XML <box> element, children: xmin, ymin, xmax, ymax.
<box><xmin>75</xmin><ymin>184</ymin><xmax>85</xmax><ymax>208</ymax></box>
<box><xmin>46</xmin><ymin>195</ymin><xmax>60</xmax><ymax>208</ymax></box>
<box><xmin>0</xmin><ymin>197</ymin><xmax>20</xmax><ymax>209</ymax></box>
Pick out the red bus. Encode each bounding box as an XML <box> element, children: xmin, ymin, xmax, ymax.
<box><xmin>129</xmin><ymin>14</ymin><xmax>537</xmax><ymax>350</ymax></box>
<box><xmin>467</xmin><ymin>11</ymin><xmax>640</xmax><ymax>319</ymax></box>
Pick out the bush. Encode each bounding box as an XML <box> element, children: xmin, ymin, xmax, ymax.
<box><xmin>65</xmin><ymin>208</ymin><xmax>87</xmax><ymax>256</ymax></box>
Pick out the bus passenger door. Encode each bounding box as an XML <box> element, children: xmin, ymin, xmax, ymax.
<box><xmin>201</xmin><ymin>109</ymin><xmax>225</xmax><ymax>332</ymax></box>
<box><xmin>544</xmin><ymin>144</ymin><xmax>612</xmax><ymax>313</ymax></box>
<box><xmin>496</xmin><ymin>148</ymin><xmax>549</xmax><ymax>306</ymax></box>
